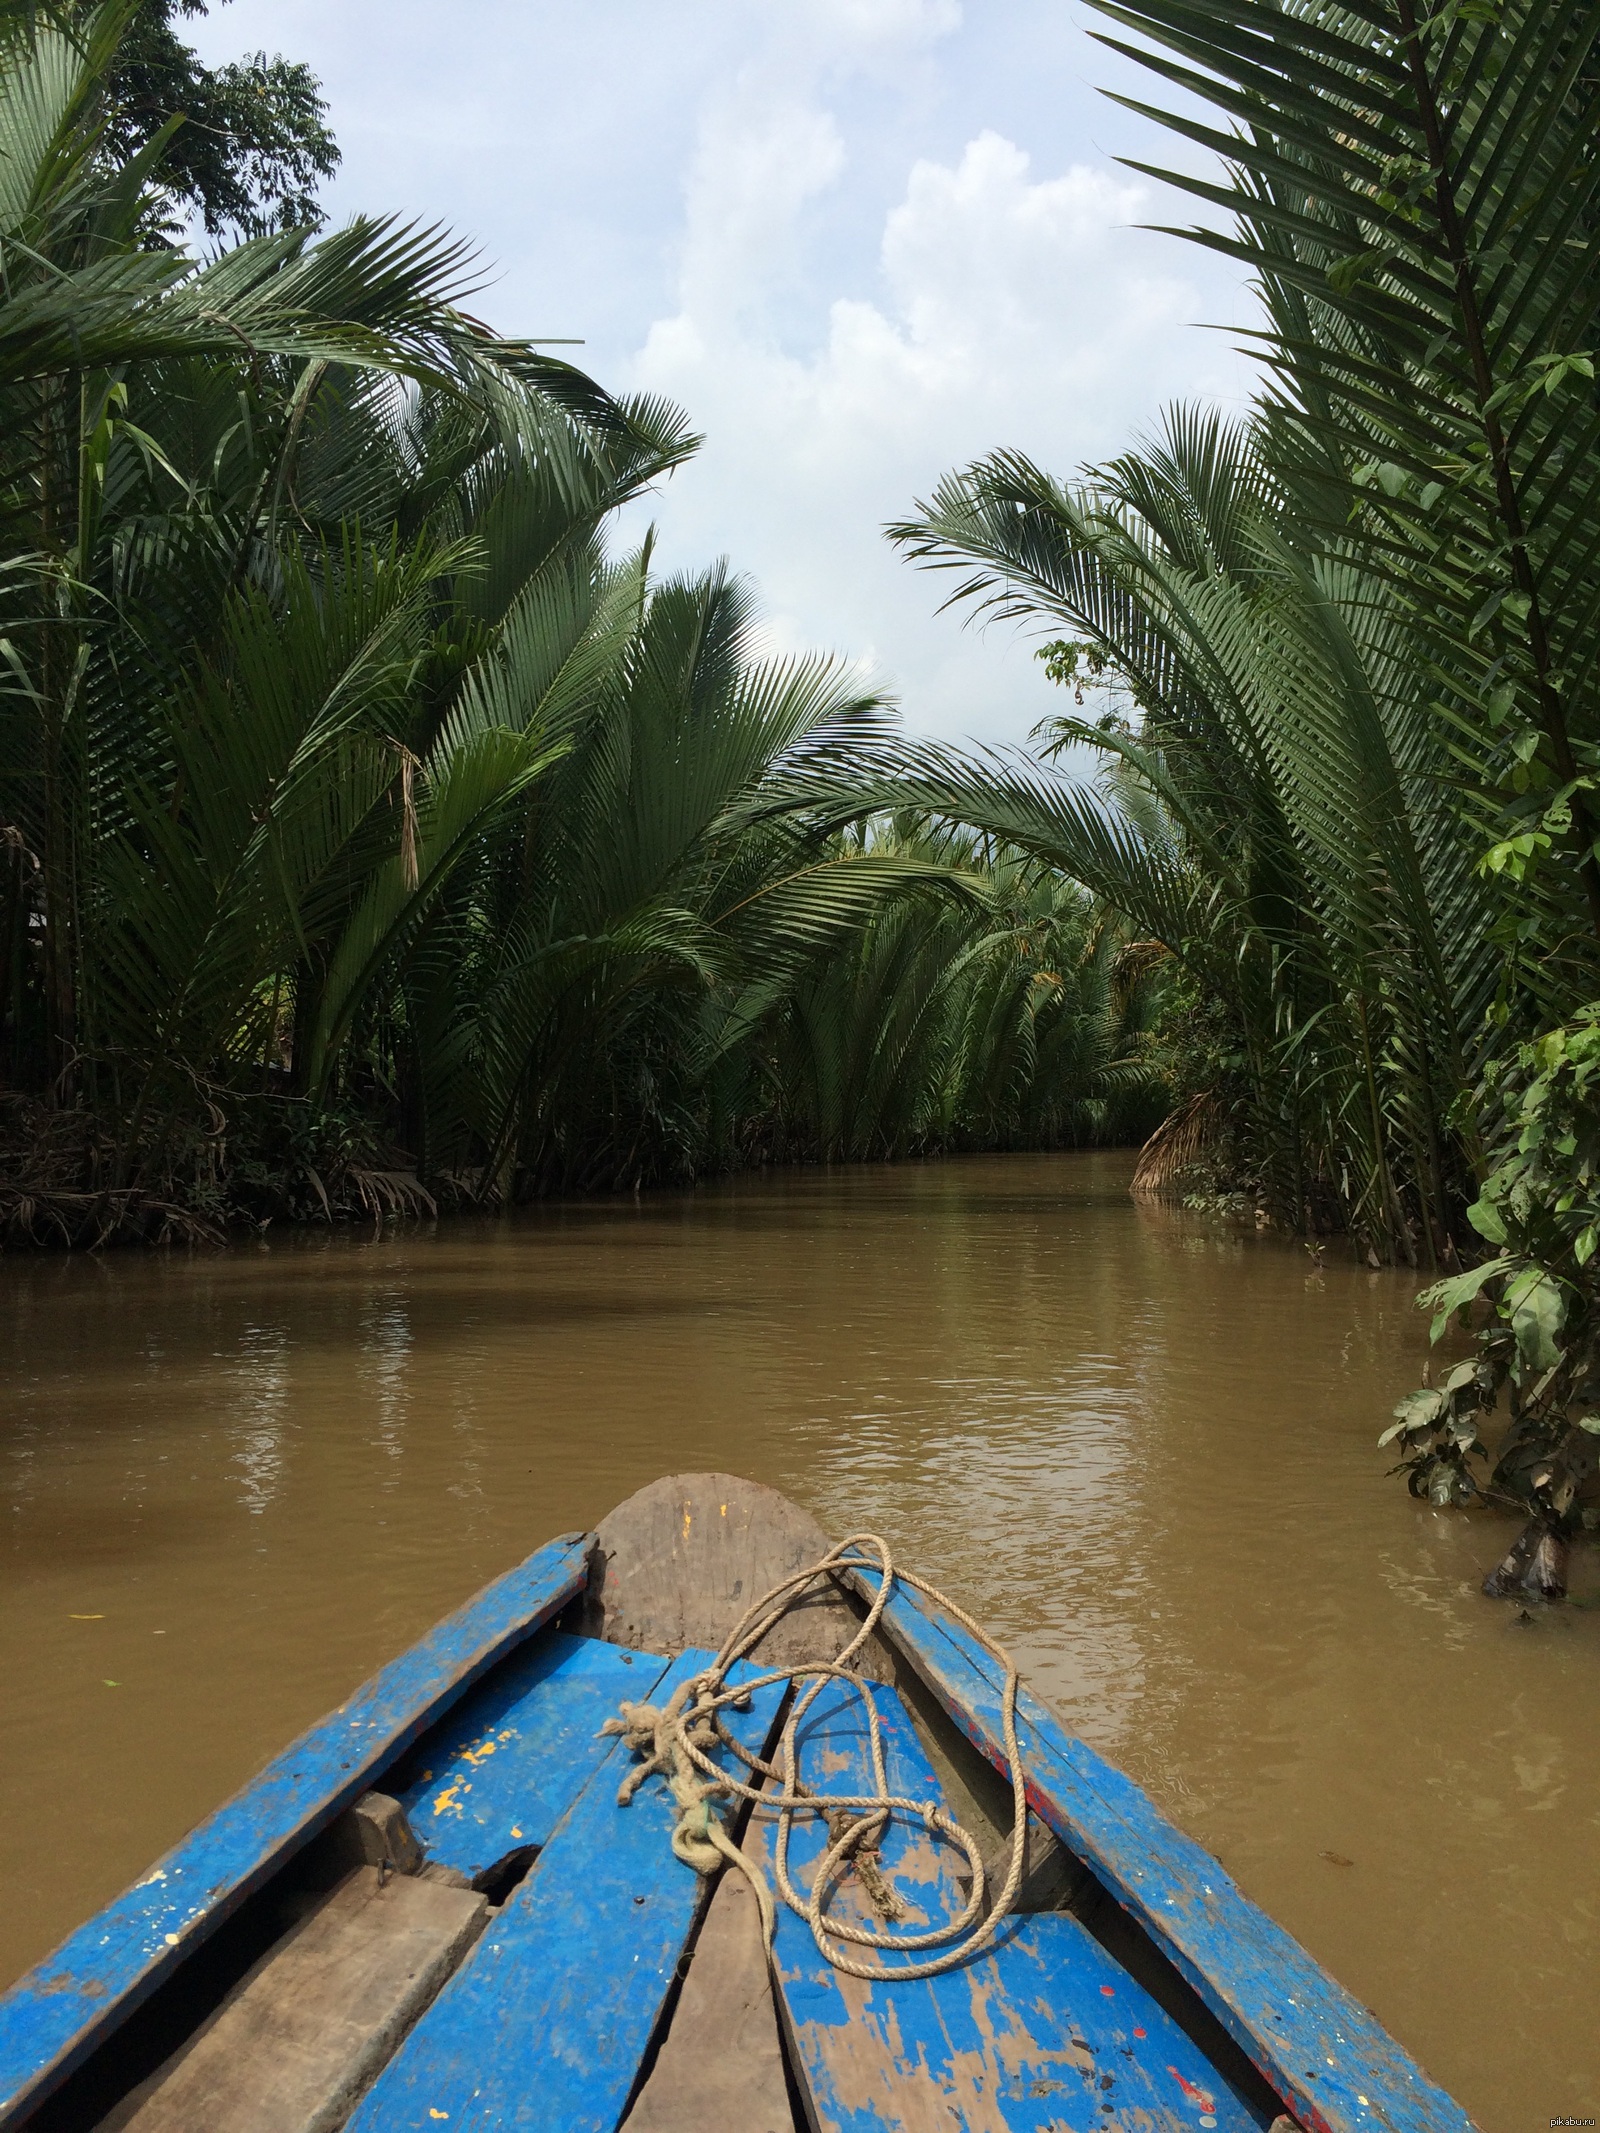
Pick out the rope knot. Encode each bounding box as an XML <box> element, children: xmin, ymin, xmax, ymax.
<box><xmin>602</xmin><ymin>1533</ymin><xmax>1029</xmax><ymax>1983</ymax></box>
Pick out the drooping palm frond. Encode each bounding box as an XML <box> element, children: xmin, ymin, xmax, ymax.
<box><xmin>885</xmin><ymin>405</ymin><xmax>1489</xmax><ymax>1257</ymax></box>
<box><xmin>1083</xmin><ymin>0</ymin><xmax>1600</xmax><ymax>985</ymax></box>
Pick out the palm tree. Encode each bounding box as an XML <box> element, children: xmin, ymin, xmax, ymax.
<box><xmin>767</xmin><ymin>823</ymin><xmax>1167</xmax><ymax>1163</ymax></box>
<box><xmin>0</xmin><ymin>1</ymin><xmax>690</xmax><ymax>1108</ymax></box>
<box><xmin>0</xmin><ymin>3</ymin><xmax>1174</xmax><ymax>1238</ymax></box>
<box><xmin>877</xmin><ymin>407</ymin><xmax>1495</xmax><ymax>1258</ymax></box>
<box><xmin>1078</xmin><ymin>0</ymin><xmax>1600</xmax><ymax>1000</ymax></box>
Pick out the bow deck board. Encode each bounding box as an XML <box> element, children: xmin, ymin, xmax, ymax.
<box><xmin>390</xmin><ymin>1630</ymin><xmax>670</xmax><ymax>1877</ymax></box>
<box><xmin>746</xmin><ymin>1674</ymin><xmax>1264</xmax><ymax>2133</ymax></box>
<box><xmin>622</xmin><ymin>1868</ymin><xmax>794</xmax><ymax>2133</ymax></box>
<box><xmin>344</xmin><ymin>1648</ymin><xmax>786</xmax><ymax>2133</ymax></box>
<box><xmin>850</xmin><ymin>1565</ymin><xmax>1474</xmax><ymax>2133</ymax></box>
<box><xmin>0</xmin><ymin>1533</ymin><xmax>590</xmax><ymax>2130</ymax></box>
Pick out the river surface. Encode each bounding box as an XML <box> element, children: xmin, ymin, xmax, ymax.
<box><xmin>3</xmin><ymin>1151</ymin><xmax>1595</xmax><ymax>2129</ymax></box>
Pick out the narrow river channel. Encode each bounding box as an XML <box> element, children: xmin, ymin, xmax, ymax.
<box><xmin>3</xmin><ymin>1150</ymin><xmax>1594</xmax><ymax>2129</ymax></box>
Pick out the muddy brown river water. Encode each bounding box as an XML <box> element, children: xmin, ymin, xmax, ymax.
<box><xmin>3</xmin><ymin>1150</ymin><xmax>1596</xmax><ymax>2129</ymax></box>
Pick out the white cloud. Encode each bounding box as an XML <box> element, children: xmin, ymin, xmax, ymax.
<box><xmin>678</xmin><ymin>102</ymin><xmax>846</xmax><ymax>327</ymax></box>
<box><xmin>184</xmin><ymin>1</ymin><xmax>1254</xmax><ymax>742</ymax></box>
<box><xmin>626</xmin><ymin>122</ymin><xmax>1245</xmax><ymax>742</ymax></box>
<box><xmin>826</xmin><ymin>0</ymin><xmax>962</xmax><ymax>38</ymax></box>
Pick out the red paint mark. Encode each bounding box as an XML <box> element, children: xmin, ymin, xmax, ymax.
<box><xmin>1167</xmin><ymin>2067</ymin><xmax>1217</xmax><ymax>2113</ymax></box>
<box><xmin>1100</xmin><ymin>1985</ymin><xmax>1115</xmax><ymax>1996</ymax></box>
<box><xmin>1133</xmin><ymin>2027</ymin><xmax>1146</xmax><ymax>2039</ymax></box>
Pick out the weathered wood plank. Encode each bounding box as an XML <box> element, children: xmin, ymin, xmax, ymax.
<box><xmin>622</xmin><ymin>1867</ymin><xmax>794</xmax><ymax>2133</ymax></box>
<box><xmin>391</xmin><ymin>1630</ymin><xmax>671</xmax><ymax>1877</ymax></box>
<box><xmin>109</xmin><ymin>1868</ymin><xmax>487</xmax><ymax>2133</ymax></box>
<box><xmin>847</xmin><ymin>1563</ymin><xmax>1477</xmax><ymax>2133</ymax></box>
<box><xmin>344</xmin><ymin>1648</ymin><xmax>787</xmax><ymax>2133</ymax></box>
<box><xmin>579</xmin><ymin>1472</ymin><xmax>858</xmax><ymax>1667</ymax></box>
<box><xmin>0</xmin><ymin>1533</ymin><xmax>590</xmax><ymax>2128</ymax></box>
<box><xmin>747</xmin><ymin>1673</ymin><xmax>1264</xmax><ymax>2133</ymax></box>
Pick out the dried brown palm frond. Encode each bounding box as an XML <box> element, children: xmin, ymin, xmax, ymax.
<box><xmin>0</xmin><ymin>1185</ymin><xmax>223</xmax><ymax>1249</ymax></box>
<box><xmin>1130</xmin><ymin>1089</ymin><xmax>1221</xmax><ymax>1199</ymax></box>
<box><xmin>348</xmin><ymin>1166</ymin><xmax>439</xmax><ymax>1225</ymax></box>
<box><xmin>1109</xmin><ymin>936</ymin><xmax>1168</xmax><ymax>1017</ymax></box>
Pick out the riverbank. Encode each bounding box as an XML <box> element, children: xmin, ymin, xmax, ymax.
<box><xmin>0</xmin><ymin>1090</ymin><xmax>1145</xmax><ymax>1249</ymax></box>
<box><xmin>3</xmin><ymin>1149</ymin><xmax>1592</xmax><ymax>2126</ymax></box>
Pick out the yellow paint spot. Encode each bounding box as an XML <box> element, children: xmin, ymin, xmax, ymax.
<box><xmin>719</xmin><ymin>1502</ymin><xmax>727</xmax><ymax>1517</ymax></box>
<box><xmin>510</xmin><ymin>1825</ymin><xmax>523</xmax><ymax>1839</ymax></box>
<box><xmin>432</xmin><ymin>1782</ymin><xmax>465</xmax><ymax>1817</ymax></box>
<box><xmin>461</xmin><ymin>1739</ymin><xmax>498</xmax><ymax>1768</ymax></box>
<box><xmin>681</xmin><ymin>1505</ymin><xmax>691</xmax><ymax>1540</ymax></box>
<box><xmin>70</xmin><ymin>1613</ymin><xmax>103</xmax><ymax>1620</ymax></box>
<box><xmin>103</xmin><ymin>1679</ymin><xmax>120</xmax><ymax>1688</ymax></box>
<box><xmin>429</xmin><ymin>2113</ymin><xmax>448</xmax><ymax>2121</ymax></box>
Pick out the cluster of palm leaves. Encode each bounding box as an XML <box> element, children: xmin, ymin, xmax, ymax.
<box><xmin>875</xmin><ymin>0</ymin><xmax>1600</xmax><ymax>1280</ymax></box>
<box><xmin>756</xmin><ymin>823</ymin><xmax>1168</xmax><ymax>1166</ymax></box>
<box><xmin>0</xmin><ymin>2</ymin><xmax>1162</xmax><ymax>1236</ymax></box>
<box><xmin>884</xmin><ymin>409</ymin><xmax>1489</xmax><ymax>1261</ymax></box>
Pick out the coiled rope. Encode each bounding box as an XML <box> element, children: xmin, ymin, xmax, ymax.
<box><xmin>601</xmin><ymin>1534</ymin><xmax>1028</xmax><ymax>1981</ymax></box>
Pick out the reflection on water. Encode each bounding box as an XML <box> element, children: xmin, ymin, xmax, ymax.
<box><xmin>3</xmin><ymin>1151</ymin><xmax>1593</xmax><ymax>2128</ymax></box>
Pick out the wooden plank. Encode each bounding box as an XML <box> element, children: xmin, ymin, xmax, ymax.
<box><xmin>846</xmin><ymin>1563</ymin><xmax>1477</xmax><ymax>2133</ymax></box>
<box><xmin>0</xmin><ymin>1532</ymin><xmax>591</xmax><ymax>2128</ymax></box>
<box><xmin>746</xmin><ymin>1672</ymin><xmax>1264</xmax><ymax>2133</ymax></box>
<box><xmin>391</xmin><ymin>1630</ymin><xmax>672</xmax><ymax>1877</ymax></box>
<box><xmin>622</xmin><ymin>1867</ymin><xmax>794</xmax><ymax>2133</ymax></box>
<box><xmin>344</xmin><ymin>1648</ymin><xmax>787</xmax><ymax>2133</ymax></box>
<box><xmin>579</xmin><ymin>1472</ymin><xmax>859</xmax><ymax>1666</ymax></box>
<box><xmin>109</xmin><ymin>1868</ymin><xmax>488</xmax><ymax>2133</ymax></box>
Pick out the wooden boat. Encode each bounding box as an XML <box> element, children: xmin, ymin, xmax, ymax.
<box><xmin>0</xmin><ymin>1473</ymin><xmax>1474</xmax><ymax>2133</ymax></box>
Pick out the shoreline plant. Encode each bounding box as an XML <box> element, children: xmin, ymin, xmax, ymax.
<box><xmin>879</xmin><ymin>0</ymin><xmax>1600</xmax><ymax>1589</ymax></box>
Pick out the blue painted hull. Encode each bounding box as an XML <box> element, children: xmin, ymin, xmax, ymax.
<box><xmin>0</xmin><ymin>1508</ymin><xmax>1476</xmax><ymax>2133</ymax></box>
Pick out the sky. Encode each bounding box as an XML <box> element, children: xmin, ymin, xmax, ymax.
<box><xmin>188</xmin><ymin>1</ymin><xmax>1256</xmax><ymax>745</ymax></box>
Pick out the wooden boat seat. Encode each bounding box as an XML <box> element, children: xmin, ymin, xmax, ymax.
<box><xmin>341</xmin><ymin>1647</ymin><xmax>786</xmax><ymax>2133</ymax></box>
<box><xmin>0</xmin><ymin>1535</ymin><xmax>592</xmax><ymax>2131</ymax></box>
<box><xmin>744</xmin><ymin>1673</ymin><xmax>1264</xmax><ymax>2132</ymax></box>
<box><xmin>97</xmin><ymin>1868</ymin><xmax>487</xmax><ymax>2133</ymax></box>
<box><xmin>84</xmin><ymin>1637</ymin><xmax>689</xmax><ymax>2129</ymax></box>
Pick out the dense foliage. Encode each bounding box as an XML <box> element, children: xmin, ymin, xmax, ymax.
<box><xmin>887</xmin><ymin>409</ymin><xmax>1490</xmax><ymax>1261</ymax></box>
<box><xmin>883</xmin><ymin>0</ymin><xmax>1600</xmax><ymax>1586</ymax></box>
<box><xmin>0</xmin><ymin>2</ymin><xmax>1165</xmax><ymax>1242</ymax></box>
<box><xmin>1386</xmin><ymin>1008</ymin><xmax>1600</xmax><ymax>1577</ymax></box>
<box><xmin>105</xmin><ymin>0</ymin><xmax>339</xmax><ymax>235</ymax></box>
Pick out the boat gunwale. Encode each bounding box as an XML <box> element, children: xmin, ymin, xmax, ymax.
<box><xmin>844</xmin><ymin>1553</ymin><xmax>1478</xmax><ymax>2133</ymax></box>
<box><xmin>0</xmin><ymin>1532</ymin><xmax>591</xmax><ymax>2129</ymax></box>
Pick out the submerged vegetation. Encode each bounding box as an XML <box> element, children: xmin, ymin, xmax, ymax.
<box><xmin>0</xmin><ymin>1</ymin><xmax>1166</xmax><ymax>1243</ymax></box>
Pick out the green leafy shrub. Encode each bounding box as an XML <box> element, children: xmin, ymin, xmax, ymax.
<box><xmin>1385</xmin><ymin>1011</ymin><xmax>1600</xmax><ymax>1555</ymax></box>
